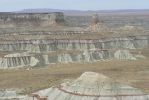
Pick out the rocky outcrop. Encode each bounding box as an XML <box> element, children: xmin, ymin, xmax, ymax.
<box><xmin>0</xmin><ymin>12</ymin><xmax>65</xmax><ymax>28</ymax></box>
<box><xmin>114</xmin><ymin>50</ymin><xmax>137</xmax><ymax>60</ymax></box>
<box><xmin>27</xmin><ymin>72</ymin><xmax>149</xmax><ymax>100</ymax></box>
<box><xmin>87</xmin><ymin>14</ymin><xmax>110</xmax><ymax>32</ymax></box>
<box><xmin>0</xmin><ymin>53</ymin><xmax>39</xmax><ymax>69</ymax></box>
<box><xmin>91</xmin><ymin>14</ymin><xmax>99</xmax><ymax>25</ymax></box>
<box><xmin>119</xmin><ymin>25</ymin><xmax>144</xmax><ymax>31</ymax></box>
<box><xmin>49</xmin><ymin>12</ymin><xmax>65</xmax><ymax>25</ymax></box>
<box><xmin>0</xmin><ymin>35</ymin><xmax>148</xmax><ymax>52</ymax></box>
<box><xmin>0</xmin><ymin>34</ymin><xmax>148</xmax><ymax>69</ymax></box>
<box><xmin>2</xmin><ymin>72</ymin><xmax>148</xmax><ymax>100</ymax></box>
<box><xmin>0</xmin><ymin>89</ymin><xmax>27</xmax><ymax>100</ymax></box>
<box><xmin>0</xmin><ymin>49</ymin><xmax>143</xmax><ymax>69</ymax></box>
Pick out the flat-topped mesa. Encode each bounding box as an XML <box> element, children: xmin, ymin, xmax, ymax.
<box><xmin>0</xmin><ymin>12</ymin><xmax>65</xmax><ymax>28</ymax></box>
<box><xmin>28</xmin><ymin>72</ymin><xmax>149</xmax><ymax>100</ymax></box>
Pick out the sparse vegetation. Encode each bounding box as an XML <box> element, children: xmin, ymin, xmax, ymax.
<box><xmin>0</xmin><ymin>58</ymin><xmax>149</xmax><ymax>94</ymax></box>
<box><xmin>0</xmin><ymin>11</ymin><xmax>149</xmax><ymax>100</ymax></box>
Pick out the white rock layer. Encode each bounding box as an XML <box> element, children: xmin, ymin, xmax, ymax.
<box><xmin>0</xmin><ymin>53</ymin><xmax>39</xmax><ymax>69</ymax></box>
<box><xmin>28</xmin><ymin>72</ymin><xmax>149</xmax><ymax>100</ymax></box>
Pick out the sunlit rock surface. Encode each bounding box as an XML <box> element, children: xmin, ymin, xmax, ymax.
<box><xmin>0</xmin><ymin>53</ymin><xmax>39</xmax><ymax>69</ymax></box>
<box><xmin>0</xmin><ymin>34</ymin><xmax>148</xmax><ymax>69</ymax></box>
<box><xmin>0</xmin><ymin>35</ymin><xmax>149</xmax><ymax>52</ymax></box>
<box><xmin>0</xmin><ymin>89</ymin><xmax>27</xmax><ymax>100</ymax></box>
<box><xmin>27</xmin><ymin>72</ymin><xmax>149</xmax><ymax>100</ymax></box>
<box><xmin>0</xmin><ymin>13</ymin><xmax>148</xmax><ymax>69</ymax></box>
<box><xmin>0</xmin><ymin>72</ymin><xmax>148</xmax><ymax>100</ymax></box>
<box><xmin>0</xmin><ymin>12</ymin><xmax>65</xmax><ymax>28</ymax></box>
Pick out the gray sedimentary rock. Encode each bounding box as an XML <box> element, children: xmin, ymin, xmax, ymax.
<box><xmin>0</xmin><ymin>35</ymin><xmax>148</xmax><ymax>53</ymax></box>
<box><xmin>0</xmin><ymin>53</ymin><xmax>39</xmax><ymax>69</ymax></box>
<box><xmin>49</xmin><ymin>12</ymin><xmax>65</xmax><ymax>25</ymax></box>
<box><xmin>0</xmin><ymin>49</ymin><xmax>143</xmax><ymax>69</ymax></box>
<box><xmin>0</xmin><ymin>89</ymin><xmax>27</xmax><ymax>100</ymax></box>
<box><xmin>0</xmin><ymin>35</ymin><xmax>147</xmax><ymax>69</ymax></box>
<box><xmin>0</xmin><ymin>12</ymin><xmax>65</xmax><ymax>28</ymax></box>
<box><xmin>114</xmin><ymin>50</ymin><xmax>137</xmax><ymax>60</ymax></box>
<box><xmin>27</xmin><ymin>72</ymin><xmax>149</xmax><ymax>100</ymax></box>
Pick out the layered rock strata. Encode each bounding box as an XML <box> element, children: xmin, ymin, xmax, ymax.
<box><xmin>27</xmin><ymin>72</ymin><xmax>149</xmax><ymax>100</ymax></box>
<box><xmin>0</xmin><ymin>33</ymin><xmax>148</xmax><ymax>69</ymax></box>
<box><xmin>0</xmin><ymin>35</ymin><xmax>148</xmax><ymax>53</ymax></box>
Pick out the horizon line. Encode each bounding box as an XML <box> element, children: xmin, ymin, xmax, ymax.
<box><xmin>0</xmin><ymin>8</ymin><xmax>149</xmax><ymax>13</ymax></box>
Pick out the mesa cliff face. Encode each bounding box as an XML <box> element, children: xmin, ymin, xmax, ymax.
<box><xmin>0</xmin><ymin>12</ymin><xmax>65</xmax><ymax>28</ymax></box>
<box><xmin>0</xmin><ymin>12</ymin><xmax>148</xmax><ymax>69</ymax></box>
<box><xmin>0</xmin><ymin>32</ymin><xmax>148</xmax><ymax>69</ymax></box>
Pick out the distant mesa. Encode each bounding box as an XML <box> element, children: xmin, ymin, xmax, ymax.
<box><xmin>0</xmin><ymin>12</ymin><xmax>65</xmax><ymax>28</ymax></box>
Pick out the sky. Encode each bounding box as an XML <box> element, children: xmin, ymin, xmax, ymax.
<box><xmin>0</xmin><ymin>0</ymin><xmax>149</xmax><ymax>12</ymax></box>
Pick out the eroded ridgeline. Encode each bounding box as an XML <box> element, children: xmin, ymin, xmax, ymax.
<box><xmin>0</xmin><ymin>31</ymin><xmax>148</xmax><ymax>69</ymax></box>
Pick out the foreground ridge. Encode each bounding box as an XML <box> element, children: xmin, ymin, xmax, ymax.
<box><xmin>28</xmin><ymin>72</ymin><xmax>149</xmax><ymax>100</ymax></box>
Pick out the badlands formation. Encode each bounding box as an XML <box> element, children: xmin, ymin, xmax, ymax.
<box><xmin>0</xmin><ymin>34</ymin><xmax>148</xmax><ymax>69</ymax></box>
<box><xmin>0</xmin><ymin>11</ymin><xmax>149</xmax><ymax>100</ymax></box>
<box><xmin>27</xmin><ymin>72</ymin><xmax>149</xmax><ymax>100</ymax></box>
<box><xmin>1</xmin><ymin>72</ymin><xmax>148</xmax><ymax>100</ymax></box>
<box><xmin>0</xmin><ymin>12</ymin><xmax>148</xmax><ymax>69</ymax></box>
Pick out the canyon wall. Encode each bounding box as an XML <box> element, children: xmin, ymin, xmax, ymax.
<box><xmin>0</xmin><ymin>35</ymin><xmax>148</xmax><ymax>52</ymax></box>
<box><xmin>0</xmin><ymin>34</ymin><xmax>148</xmax><ymax>69</ymax></box>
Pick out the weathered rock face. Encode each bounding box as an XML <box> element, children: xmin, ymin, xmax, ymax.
<box><xmin>119</xmin><ymin>25</ymin><xmax>144</xmax><ymax>31</ymax></box>
<box><xmin>0</xmin><ymin>12</ymin><xmax>65</xmax><ymax>28</ymax></box>
<box><xmin>114</xmin><ymin>50</ymin><xmax>137</xmax><ymax>60</ymax></box>
<box><xmin>0</xmin><ymin>89</ymin><xmax>27</xmax><ymax>100</ymax></box>
<box><xmin>49</xmin><ymin>12</ymin><xmax>65</xmax><ymax>25</ymax></box>
<box><xmin>0</xmin><ymin>53</ymin><xmax>39</xmax><ymax>69</ymax></box>
<box><xmin>91</xmin><ymin>14</ymin><xmax>99</xmax><ymax>25</ymax></box>
<box><xmin>1</xmin><ymin>72</ymin><xmax>148</xmax><ymax>100</ymax></box>
<box><xmin>0</xmin><ymin>32</ymin><xmax>148</xmax><ymax>69</ymax></box>
<box><xmin>87</xmin><ymin>14</ymin><xmax>110</xmax><ymax>32</ymax></box>
<box><xmin>27</xmin><ymin>72</ymin><xmax>149</xmax><ymax>100</ymax></box>
<box><xmin>0</xmin><ymin>35</ymin><xmax>148</xmax><ymax>52</ymax></box>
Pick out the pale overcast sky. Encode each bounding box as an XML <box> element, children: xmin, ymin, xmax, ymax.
<box><xmin>0</xmin><ymin>0</ymin><xmax>149</xmax><ymax>12</ymax></box>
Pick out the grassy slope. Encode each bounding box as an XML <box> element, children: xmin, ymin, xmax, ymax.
<box><xmin>0</xmin><ymin>58</ymin><xmax>149</xmax><ymax>94</ymax></box>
